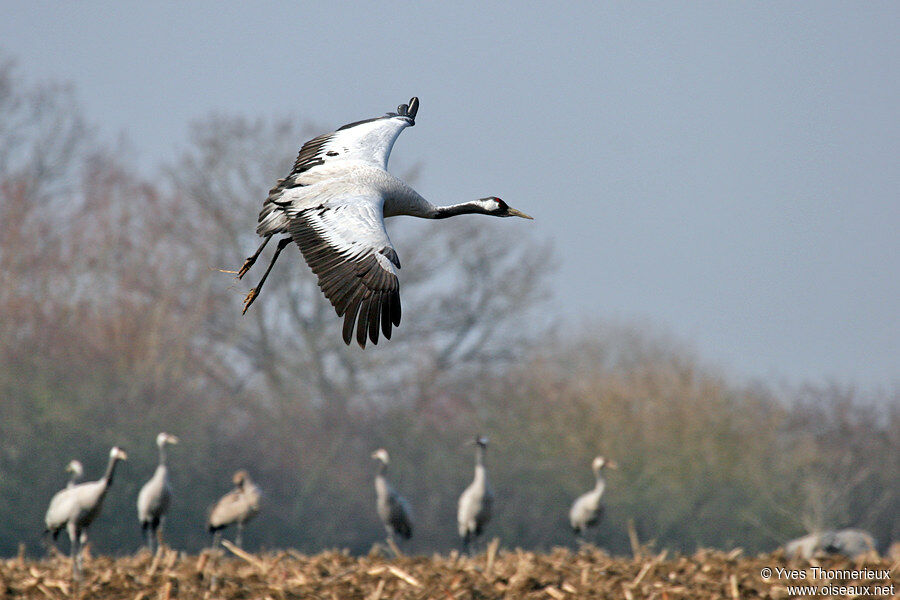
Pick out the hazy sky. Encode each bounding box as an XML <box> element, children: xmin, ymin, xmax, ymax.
<box><xmin>2</xmin><ymin>2</ymin><xmax>897</xmax><ymax>388</ymax></box>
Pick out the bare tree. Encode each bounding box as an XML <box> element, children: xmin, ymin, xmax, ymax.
<box><xmin>780</xmin><ymin>384</ymin><xmax>899</xmax><ymax>542</ymax></box>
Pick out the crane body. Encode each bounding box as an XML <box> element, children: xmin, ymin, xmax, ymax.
<box><xmin>569</xmin><ymin>456</ymin><xmax>617</xmax><ymax>543</ymax></box>
<box><xmin>371</xmin><ymin>449</ymin><xmax>413</xmax><ymax>549</ymax></box>
<box><xmin>43</xmin><ymin>447</ymin><xmax>128</xmax><ymax>580</ymax></box>
<box><xmin>239</xmin><ymin>97</ymin><xmax>532</xmax><ymax>347</ymax></box>
<box><xmin>208</xmin><ymin>470</ymin><xmax>261</xmax><ymax>549</ymax></box>
<box><xmin>457</xmin><ymin>436</ymin><xmax>493</xmax><ymax>554</ymax></box>
<box><xmin>137</xmin><ymin>433</ymin><xmax>179</xmax><ymax>554</ymax></box>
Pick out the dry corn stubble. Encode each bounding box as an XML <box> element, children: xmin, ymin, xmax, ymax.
<box><xmin>0</xmin><ymin>545</ymin><xmax>895</xmax><ymax>599</ymax></box>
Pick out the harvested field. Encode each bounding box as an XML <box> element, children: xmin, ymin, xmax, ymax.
<box><xmin>1</xmin><ymin>542</ymin><xmax>896</xmax><ymax>599</ymax></box>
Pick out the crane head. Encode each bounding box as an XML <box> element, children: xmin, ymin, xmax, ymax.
<box><xmin>479</xmin><ymin>197</ymin><xmax>533</xmax><ymax>219</ymax></box>
<box><xmin>371</xmin><ymin>448</ymin><xmax>390</xmax><ymax>464</ymax></box>
<box><xmin>592</xmin><ymin>456</ymin><xmax>618</xmax><ymax>472</ymax></box>
<box><xmin>233</xmin><ymin>469</ymin><xmax>250</xmax><ymax>486</ymax></box>
<box><xmin>66</xmin><ymin>460</ymin><xmax>83</xmax><ymax>477</ymax></box>
<box><xmin>156</xmin><ymin>432</ymin><xmax>179</xmax><ymax>447</ymax></box>
<box><xmin>110</xmin><ymin>446</ymin><xmax>128</xmax><ymax>461</ymax></box>
<box><xmin>469</xmin><ymin>435</ymin><xmax>490</xmax><ymax>447</ymax></box>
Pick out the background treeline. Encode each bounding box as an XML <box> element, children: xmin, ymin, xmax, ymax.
<box><xmin>0</xmin><ymin>55</ymin><xmax>897</xmax><ymax>557</ymax></box>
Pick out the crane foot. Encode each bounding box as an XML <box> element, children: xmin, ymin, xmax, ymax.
<box><xmin>237</xmin><ymin>257</ymin><xmax>255</xmax><ymax>279</ymax></box>
<box><xmin>242</xmin><ymin>288</ymin><xmax>259</xmax><ymax>314</ymax></box>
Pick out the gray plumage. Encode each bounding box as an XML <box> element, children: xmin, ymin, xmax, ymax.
<box><xmin>784</xmin><ymin>533</ymin><xmax>820</xmax><ymax>560</ymax></box>
<box><xmin>45</xmin><ymin>460</ymin><xmax>85</xmax><ymax>542</ymax></box>
<box><xmin>569</xmin><ymin>456</ymin><xmax>616</xmax><ymax>536</ymax></box>
<box><xmin>207</xmin><ymin>470</ymin><xmax>261</xmax><ymax>548</ymax></box>
<box><xmin>137</xmin><ymin>432</ymin><xmax>179</xmax><ymax>554</ymax></box>
<box><xmin>457</xmin><ymin>436</ymin><xmax>493</xmax><ymax>554</ymax></box>
<box><xmin>371</xmin><ymin>449</ymin><xmax>413</xmax><ymax>544</ymax></box>
<box><xmin>238</xmin><ymin>97</ymin><xmax>533</xmax><ymax>347</ymax></box>
<box><xmin>784</xmin><ymin>528</ymin><xmax>877</xmax><ymax>559</ymax></box>
<box><xmin>827</xmin><ymin>529</ymin><xmax>877</xmax><ymax>557</ymax></box>
<box><xmin>43</xmin><ymin>447</ymin><xmax>128</xmax><ymax>579</ymax></box>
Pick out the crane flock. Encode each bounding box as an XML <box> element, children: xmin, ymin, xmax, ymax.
<box><xmin>23</xmin><ymin>96</ymin><xmax>885</xmax><ymax>583</ymax></box>
<box><xmin>37</xmin><ymin>100</ymin><xmax>592</xmax><ymax>579</ymax></box>
<box><xmin>41</xmin><ymin>431</ymin><xmax>622</xmax><ymax>580</ymax></box>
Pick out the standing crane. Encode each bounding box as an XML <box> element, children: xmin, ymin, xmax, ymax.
<box><xmin>371</xmin><ymin>449</ymin><xmax>412</xmax><ymax>551</ymax></box>
<box><xmin>238</xmin><ymin>97</ymin><xmax>533</xmax><ymax>347</ymax></box>
<box><xmin>457</xmin><ymin>435</ymin><xmax>493</xmax><ymax>554</ymax></box>
<box><xmin>43</xmin><ymin>447</ymin><xmax>128</xmax><ymax>580</ymax></box>
<box><xmin>569</xmin><ymin>456</ymin><xmax>617</xmax><ymax>542</ymax></box>
<box><xmin>44</xmin><ymin>460</ymin><xmax>86</xmax><ymax>552</ymax></box>
<box><xmin>137</xmin><ymin>432</ymin><xmax>179</xmax><ymax>554</ymax></box>
<box><xmin>207</xmin><ymin>470</ymin><xmax>261</xmax><ymax>549</ymax></box>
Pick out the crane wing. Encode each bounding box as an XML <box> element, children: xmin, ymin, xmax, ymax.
<box><xmin>287</xmin><ymin>194</ymin><xmax>401</xmax><ymax>348</ymax></box>
<box><xmin>208</xmin><ymin>489</ymin><xmax>243</xmax><ymax>530</ymax></box>
<box><xmin>259</xmin><ymin>98</ymin><xmax>419</xmax><ymax>234</ymax></box>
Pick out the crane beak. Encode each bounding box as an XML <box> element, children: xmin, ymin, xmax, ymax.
<box><xmin>607</xmin><ymin>460</ymin><xmax>619</xmax><ymax>470</ymax></box>
<box><xmin>168</xmin><ymin>435</ymin><xmax>180</xmax><ymax>444</ymax></box>
<box><xmin>506</xmin><ymin>207</ymin><xmax>533</xmax><ymax>220</ymax></box>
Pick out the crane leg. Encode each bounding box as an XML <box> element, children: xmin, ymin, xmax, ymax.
<box><xmin>235</xmin><ymin>523</ymin><xmax>244</xmax><ymax>549</ymax></box>
<box><xmin>145</xmin><ymin>524</ymin><xmax>156</xmax><ymax>555</ymax></box>
<box><xmin>209</xmin><ymin>531</ymin><xmax>222</xmax><ymax>589</ymax></box>
<box><xmin>237</xmin><ymin>235</ymin><xmax>273</xmax><ymax>279</ymax></box>
<box><xmin>242</xmin><ymin>237</ymin><xmax>291</xmax><ymax>314</ymax></box>
<box><xmin>68</xmin><ymin>523</ymin><xmax>81</xmax><ymax>581</ymax></box>
<box><xmin>157</xmin><ymin>517</ymin><xmax>165</xmax><ymax>553</ymax></box>
<box><xmin>386</xmin><ymin>533</ymin><xmax>402</xmax><ymax>558</ymax></box>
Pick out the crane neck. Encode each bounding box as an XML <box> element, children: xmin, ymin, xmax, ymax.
<box><xmin>103</xmin><ymin>454</ymin><xmax>123</xmax><ymax>487</ymax></box>
<box><xmin>473</xmin><ymin>464</ymin><xmax>488</xmax><ymax>486</ymax></box>
<box><xmin>475</xmin><ymin>444</ymin><xmax>487</xmax><ymax>467</ymax></box>
<box><xmin>474</xmin><ymin>445</ymin><xmax>488</xmax><ymax>484</ymax></box>
<box><xmin>375</xmin><ymin>461</ymin><xmax>388</xmax><ymax>477</ymax></box>
<box><xmin>382</xmin><ymin>179</ymin><xmax>493</xmax><ymax>219</ymax></box>
<box><xmin>430</xmin><ymin>201</ymin><xmax>492</xmax><ymax>219</ymax></box>
<box><xmin>158</xmin><ymin>443</ymin><xmax>168</xmax><ymax>467</ymax></box>
<box><xmin>593</xmin><ymin>472</ymin><xmax>606</xmax><ymax>492</ymax></box>
<box><xmin>374</xmin><ymin>473</ymin><xmax>389</xmax><ymax>498</ymax></box>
